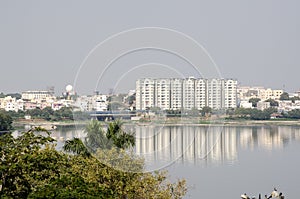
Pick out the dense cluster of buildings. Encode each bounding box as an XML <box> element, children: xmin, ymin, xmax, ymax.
<box><xmin>0</xmin><ymin>90</ymin><xmax>72</xmax><ymax>112</ymax></box>
<box><xmin>0</xmin><ymin>96</ymin><xmax>24</xmax><ymax>112</ymax></box>
<box><xmin>135</xmin><ymin>77</ymin><xmax>300</xmax><ymax>113</ymax></box>
<box><xmin>136</xmin><ymin>77</ymin><xmax>238</xmax><ymax>110</ymax></box>
<box><xmin>237</xmin><ymin>86</ymin><xmax>284</xmax><ymax>101</ymax></box>
<box><xmin>238</xmin><ymin>86</ymin><xmax>300</xmax><ymax>111</ymax></box>
<box><xmin>1</xmin><ymin>78</ymin><xmax>300</xmax><ymax>114</ymax></box>
<box><xmin>0</xmin><ymin>88</ymin><xmax>109</xmax><ymax>112</ymax></box>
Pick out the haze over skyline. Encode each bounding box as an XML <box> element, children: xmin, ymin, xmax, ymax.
<box><xmin>1</xmin><ymin>1</ymin><xmax>299</xmax><ymax>95</ymax></box>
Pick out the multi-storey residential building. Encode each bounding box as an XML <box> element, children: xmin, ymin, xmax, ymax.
<box><xmin>272</xmin><ymin>90</ymin><xmax>284</xmax><ymax>100</ymax></box>
<box><xmin>183</xmin><ymin>77</ymin><xmax>195</xmax><ymax>110</ymax></box>
<box><xmin>22</xmin><ymin>91</ymin><xmax>53</xmax><ymax>102</ymax></box>
<box><xmin>155</xmin><ymin>79</ymin><xmax>171</xmax><ymax>110</ymax></box>
<box><xmin>195</xmin><ymin>78</ymin><xmax>207</xmax><ymax>109</ymax></box>
<box><xmin>207</xmin><ymin>78</ymin><xmax>223</xmax><ymax>109</ymax></box>
<box><xmin>136</xmin><ymin>78</ymin><xmax>237</xmax><ymax>110</ymax></box>
<box><xmin>170</xmin><ymin>78</ymin><xmax>183</xmax><ymax>110</ymax></box>
<box><xmin>136</xmin><ymin>78</ymin><xmax>156</xmax><ymax>110</ymax></box>
<box><xmin>224</xmin><ymin>79</ymin><xmax>237</xmax><ymax>108</ymax></box>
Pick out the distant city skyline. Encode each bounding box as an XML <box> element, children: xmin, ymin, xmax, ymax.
<box><xmin>1</xmin><ymin>1</ymin><xmax>299</xmax><ymax>94</ymax></box>
<box><xmin>0</xmin><ymin>78</ymin><xmax>298</xmax><ymax>96</ymax></box>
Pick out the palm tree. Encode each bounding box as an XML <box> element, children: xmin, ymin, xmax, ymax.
<box><xmin>63</xmin><ymin>137</ymin><xmax>91</xmax><ymax>157</ymax></box>
<box><xmin>63</xmin><ymin>119</ymin><xmax>135</xmax><ymax>157</ymax></box>
<box><xmin>106</xmin><ymin>119</ymin><xmax>135</xmax><ymax>149</ymax></box>
<box><xmin>84</xmin><ymin>120</ymin><xmax>112</xmax><ymax>152</ymax></box>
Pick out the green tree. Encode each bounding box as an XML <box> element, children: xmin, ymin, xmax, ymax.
<box><xmin>26</xmin><ymin>107</ymin><xmax>43</xmax><ymax>118</ymax></box>
<box><xmin>1</xmin><ymin>127</ymin><xmax>187</xmax><ymax>198</ymax></box>
<box><xmin>0</xmin><ymin>128</ymin><xmax>55</xmax><ymax>197</ymax></box>
<box><xmin>265</xmin><ymin>99</ymin><xmax>279</xmax><ymax>107</ymax></box>
<box><xmin>63</xmin><ymin>137</ymin><xmax>91</xmax><ymax>157</ymax></box>
<box><xmin>286</xmin><ymin>109</ymin><xmax>300</xmax><ymax>119</ymax></box>
<box><xmin>84</xmin><ymin>120</ymin><xmax>112</xmax><ymax>152</ymax></box>
<box><xmin>6</xmin><ymin>93</ymin><xmax>21</xmax><ymax>100</ymax></box>
<box><xmin>41</xmin><ymin>106</ymin><xmax>54</xmax><ymax>121</ymax></box>
<box><xmin>6</xmin><ymin>110</ymin><xmax>25</xmax><ymax>120</ymax></box>
<box><xmin>53</xmin><ymin>107</ymin><xmax>73</xmax><ymax>121</ymax></box>
<box><xmin>233</xmin><ymin>107</ymin><xmax>277</xmax><ymax>120</ymax></box>
<box><xmin>106</xmin><ymin>119</ymin><xmax>135</xmax><ymax>149</ymax></box>
<box><xmin>0</xmin><ymin>128</ymin><xmax>113</xmax><ymax>198</ymax></box>
<box><xmin>249</xmin><ymin>109</ymin><xmax>268</xmax><ymax>120</ymax></box>
<box><xmin>127</xmin><ymin>94</ymin><xmax>136</xmax><ymax>105</ymax></box>
<box><xmin>280</xmin><ymin>92</ymin><xmax>290</xmax><ymax>100</ymax></box>
<box><xmin>249</xmin><ymin>98</ymin><xmax>261</xmax><ymax>107</ymax></box>
<box><xmin>0</xmin><ymin>111</ymin><xmax>13</xmax><ymax>132</ymax></box>
<box><xmin>249</xmin><ymin>107</ymin><xmax>277</xmax><ymax>120</ymax></box>
<box><xmin>71</xmin><ymin>120</ymin><xmax>135</xmax><ymax>154</ymax></box>
<box><xmin>200</xmin><ymin>106</ymin><xmax>212</xmax><ymax>117</ymax></box>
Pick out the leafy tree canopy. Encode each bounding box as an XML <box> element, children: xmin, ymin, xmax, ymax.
<box><xmin>200</xmin><ymin>106</ymin><xmax>212</xmax><ymax>116</ymax></box>
<box><xmin>0</xmin><ymin>126</ymin><xmax>187</xmax><ymax>198</ymax></box>
<box><xmin>265</xmin><ymin>98</ymin><xmax>279</xmax><ymax>107</ymax></box>
<box><xmin>279</xmin><ymin>92</ymin><xmax>290</xmax><ymax>100</ymax></box>
<box><xmin>0</xmin><ymin>111</ymin><xmax>13</xmax><ymax>132</ymax></box>
<box><xmin>249</xmin><ymin>98</ymin><xmax>261</xmax><ymax>107</ymax></box>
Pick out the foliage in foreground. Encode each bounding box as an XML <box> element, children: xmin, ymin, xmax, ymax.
<box><xmin>0</xmin><ymin>127</ymin><xmax>187</xmax><ymax>198</ymax></box>
<box><xmin>0</xmin><ymin>111</ymin><xmax>13</xmax><ymax>132</ymax></box>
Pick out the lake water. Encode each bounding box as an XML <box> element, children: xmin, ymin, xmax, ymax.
<box><xmin>25</xmin><ymin>124</ymin><xmax>300</xmax><ymax>198</ymax></box>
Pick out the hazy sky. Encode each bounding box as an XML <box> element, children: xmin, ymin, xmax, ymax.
<box><xmin>1</xmin><ymin>0</ymin><xmax>299</xmax><ymax>95</ymax></box>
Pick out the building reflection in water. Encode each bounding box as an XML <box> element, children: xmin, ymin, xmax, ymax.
<box><xmin>17</xmin><ymin>124</ymin><xmax>300</xmax><ymax>168</ymax></box>
<box><xmin>134</xmin><ymin>125</ymin><xmax>300</xmax><ymax>168</ymax></box>
<box><xmin>135</xmin><ymin>125</ymin><xmax>237</xmax><ymax>169</ymax></box>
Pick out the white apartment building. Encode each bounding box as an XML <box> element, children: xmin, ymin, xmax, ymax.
<box><xmin>136</xmin><ymin>78</ymin><xmax>237</xmax><ymax>110</ymax></box>
<box><xmin>155</xmin><ymin>79</ymin><xmax>171</xmax><ymax>110</ymax></box>
<box><xmin>92</xmin><ymin>95</ymin><xmax>108</xmax><ymax>111</ymax></box>
<box><xmin>207</xmin><ymin>78</ymin><xmax>223</xmax><ymax>109</ymax></box>
<box><xmin>74</xmin><ymin>95</ymin><xmax>108</xmax><ymax>112</ymax></box>
<box><xmin>170</xmin><ymin>78</ymin><xmax>183</xmax><ymax>110</ymax></box>
<box><xmin>224</xmin><ymin>79</ymin><xmax>237</xmax><ymax>108</ymax></box>
<box><xmin>136</xmin><ymin>78</ymin><xmax>156</xmax><ymax>110</ymax></box>
<box><xmin>195</xmin><ymin>78</ymin><xmax>207</xmax><ymax>109</ymax></box>
<box><xmin>183</xmin><ymin>77</ymin><xmax>195</xmax><ymax>110</ymax></box>
<box><xmin>22</xmin><ymin>91</ymin><xmax>54</xmax><ymax>102</ymax></box>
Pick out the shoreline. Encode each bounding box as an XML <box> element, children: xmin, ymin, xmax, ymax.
<box><xmin>13</xmin><ymin>118</ymin><xmax>300</xmax><ymax>128</ymax></box>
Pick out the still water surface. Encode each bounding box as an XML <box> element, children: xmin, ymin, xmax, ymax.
<box><xmin>31</xmin><ymin>124</ymin><xmax>300</xmax><ymax>198</ymax></box>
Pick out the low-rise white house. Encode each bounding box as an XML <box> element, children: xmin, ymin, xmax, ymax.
<box><xmin>239</xmin><ymin>100</ymin><xmax>253</xmax><ymax>109</ymax></box>
<box><xmin>278</xmin><ymin>100</ymin><xmax>300</xmax><ymax>112</ymax></box>
<box><xmin>0</xmin><ymin>96</ymin><xmax>24</xmax><ymax>112</ymax></box>
<box><xmin>257</xmin><ymin>101</ymin><xmax>270</xmax><ymax>111</ymax></box>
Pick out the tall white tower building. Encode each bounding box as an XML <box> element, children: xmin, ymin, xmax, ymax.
<box><xmin>136</xmin><ymin>78</ymin><xmax>237</xmax><ymax>110</ymax></box>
